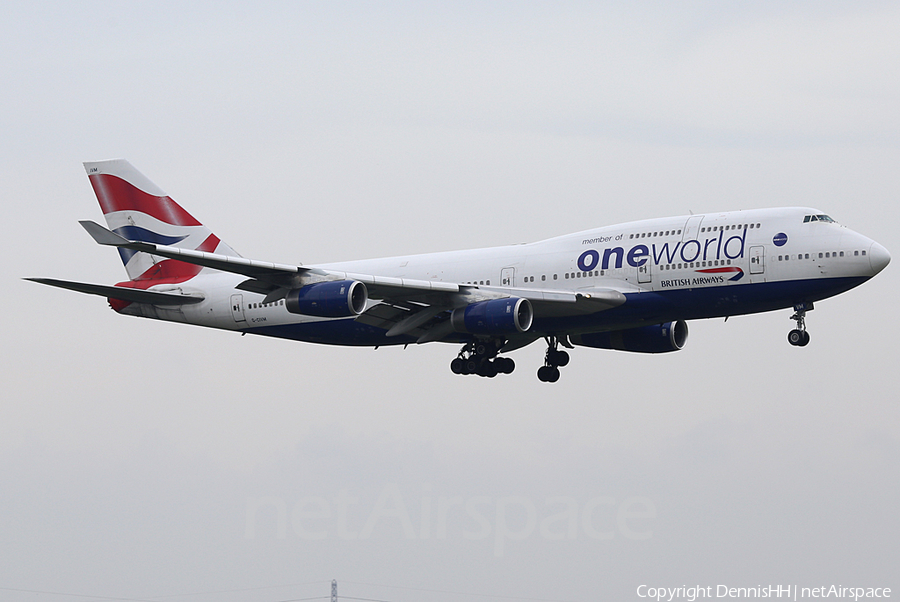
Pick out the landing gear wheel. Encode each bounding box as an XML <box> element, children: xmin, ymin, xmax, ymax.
<box><xmin>537</xmin><ymin>336</ymin><xmax>570</xmax><ymax>382</ymax></box>
<box><xmin>537</xmin><ymin>366</ymin><xmax>560</xmax><ymax>383</ymax></box>
<box><xmin>496</xmin><ymin>357</ymin><xmax>515</xmax><ymax>374</ymax></box>
<box><xmin>477</xmin><ymin>361</ymin><xmax>499</xmax><ymax>378</ymax></box>
<box><xmin>788</xmin><ymin>329</ymin><xmax>804</xmax><ymax>346</ymax></box>
<box><xmin>449</xmin><ymin>339</ymin><xmax>515</xmax><ymax>377</ymax></box>
<box><xmin>548</xmin><ymin>349</ymin><xmax>569</xmax><ymax>367</ymax></box>
<box><xmin>799</xmin><ymin>330</ymin><xmax>810</xmax><ymax>346</ymax></box>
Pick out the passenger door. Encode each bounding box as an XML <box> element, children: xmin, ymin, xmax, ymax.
<box><xmin>231</xmin><ymin>294</ymin><xmax>246</xmax><ymax>322</ymax></box>
<box><xmin>749</xmin><ymin>246</ymin><xmax>765</xmax><ymax>275</ymax></box>
<box><xmin>637</xmin><ymin>262</ymin><xmax>652</xmax><ymax>284</ymax></box>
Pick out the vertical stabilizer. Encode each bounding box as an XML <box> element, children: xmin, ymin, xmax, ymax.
<box><xmin>84</xmin><ymin>159</ymin><xmax>239</xmax><ymax>282</ymax></box>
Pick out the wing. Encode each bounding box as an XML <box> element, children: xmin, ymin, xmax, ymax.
<box><xmin>25</xmin><ymin>278</ymin><xmax>204</xmax><ymax>305</ymax></box>
<box><xmin>78</xmin><ymin>221</ymin><xmax>627</xmax><ymax>341</ymax></box>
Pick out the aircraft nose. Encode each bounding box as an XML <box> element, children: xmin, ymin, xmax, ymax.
<box><xmin>869</xmin><ymin>241</ymin><xmax>891</xmax><ymax>274</ymax></box>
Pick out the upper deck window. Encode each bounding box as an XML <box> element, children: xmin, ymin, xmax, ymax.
<box><xmin>803</xmin><ymin>214</ymin><xmax>836</xmax><ymax>223</ymax></box>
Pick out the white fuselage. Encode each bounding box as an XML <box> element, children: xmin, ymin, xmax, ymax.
<box><xmin>118</xmin><ymin>207</ymin><xmax>888</xmax><ymax>345</ymax></box>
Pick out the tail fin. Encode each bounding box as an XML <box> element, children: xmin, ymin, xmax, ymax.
<box><xmin>84</xmin><ymin>159</ymin><xmax>239</xmax><ymax>282</ymax></box>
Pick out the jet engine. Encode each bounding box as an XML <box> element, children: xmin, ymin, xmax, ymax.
<box><xmin>285</xmin><ymin>280</ymin><xmax>368</xmax><ymax>317</ymax></box>
<box><xmin>571</xmin><ymin>320</ymin><xmax>688</xmax><ymax>353</ymax></box>
<box><xmin>451</xmin><ymin>298</ymin><xmax>533</xmax><ymax>334</ymax></box>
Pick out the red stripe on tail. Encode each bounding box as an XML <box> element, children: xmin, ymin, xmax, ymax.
<box><xmin>115</xmin><ymin>234</ymin><xmax>222</xmax><ymax>289</ymax></box>
<box><xmin>89</xmin><ymin>174</ymin><xmax>201</xmax><ymax>226</ymax></box>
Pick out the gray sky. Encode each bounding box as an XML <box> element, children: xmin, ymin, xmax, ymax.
<box><xmin>2</xmin><ymin>2</ymin><xmax>898</xmax><ymax>601</ymax></box>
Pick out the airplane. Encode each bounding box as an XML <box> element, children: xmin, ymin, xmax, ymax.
<box><xmin>28</xmin><ymin>159</ymin><xmax>890</xmax><ymax>382</ymax></box>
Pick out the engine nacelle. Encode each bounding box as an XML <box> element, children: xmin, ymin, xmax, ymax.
<box><xmin>571</xmin><ymin>320</ymin><xmax>688</xmax><ymax>353</ymax></box>
<box><xmin>451</xmin><ymin>298</ymin><xmax>533</xmax><ymax>334</ymax></box>
<box><xmin>285</xmin><ymin>280</ymin><xmax>368</xmax><ymax>317</ymax></box>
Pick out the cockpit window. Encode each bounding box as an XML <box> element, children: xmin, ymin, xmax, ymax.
<box><xmin>803</xmin><ymin>214</ymin><xmax>836</xmax><ymax>223</ymax></box>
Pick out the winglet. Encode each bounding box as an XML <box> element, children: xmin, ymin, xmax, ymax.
<box><xmin>79</xmin><ymin>220</ymin><xmax>130</xmax><ymax>246</ymax></box>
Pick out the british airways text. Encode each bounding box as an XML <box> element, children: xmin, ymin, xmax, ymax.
<box><xmin>577</xmin><ymin>229</ymin><xmax>747</xmax><ymax>271</ymax></box>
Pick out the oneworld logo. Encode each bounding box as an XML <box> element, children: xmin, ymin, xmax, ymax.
<box><xmin>578</xmin><ymin>229</ymin><xmax>748</xmax><ymax>271</ymax></box>
<box><xmin>773</xmin><ymin>232</ymin><xmax>788</xmax><ymax>247</ymax></box>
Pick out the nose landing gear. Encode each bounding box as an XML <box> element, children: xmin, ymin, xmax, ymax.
<box><xmin>788</xmin><ymin>302</ymin><xmax>813</xmax><ymax>347</ymax></box>
<box><xmin>537</xmin><ymin>336</ymin><xmax>570</xmax><ymax>382</ymax></box>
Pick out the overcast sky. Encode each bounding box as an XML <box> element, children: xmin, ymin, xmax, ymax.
<box><xmin>2</xmin><ymin>2</ymin><xmax>899</xmax><ymax>601</ymax></box>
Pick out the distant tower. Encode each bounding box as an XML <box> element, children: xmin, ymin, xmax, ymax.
<box><xmin>331</xmin><ymin>580</ymin><xmax>338</xmax><ymax>602</ymax></box>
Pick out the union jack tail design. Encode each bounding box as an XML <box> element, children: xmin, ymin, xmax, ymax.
<box><xmin>84</xmin><ymin>159</ymin><xmax>239</xmax><ymax>282</ymax></box>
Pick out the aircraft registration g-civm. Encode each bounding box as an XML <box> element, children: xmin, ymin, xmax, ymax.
<box><xmin>29</xmin><ymin>160</ymin><xmax>890</xmax><ymax>382</ymax></box>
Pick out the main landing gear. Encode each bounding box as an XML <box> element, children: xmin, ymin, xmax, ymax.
<box><xmin>450</xmin><ymin>339</ymin><xmax>515</xmax><ymax>378</ymax></box>
<box><xmin>788</xmin><ymin>302</ymin><xmax>813</xmax><ymax>347</ymax></box>
<box><xmin>537</xmin><ymin>336</ymin><xmax>570</xmax><ymax>383</ymax></box>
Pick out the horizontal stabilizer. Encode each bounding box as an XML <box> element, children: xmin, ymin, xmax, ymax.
<box><xmin>25</xmin><ymin>278</ymin><xmax>204</xmax><ymax>305</ymax></box>
<box><xmin>78</xmin><ymin>220</ymin><xmax>308</xmax><ymax>285</ymax></box>
<box><xmin>79</xmin><ymin>220</ymin><xmax>131</xmax><ymax>246</ymax></box>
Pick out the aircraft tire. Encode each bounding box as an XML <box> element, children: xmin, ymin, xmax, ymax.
<box><xmin>538</xmin><ymin>365</ymin><xmax>560</xmax><ymax>382</ymax></box>
<box><xmin>479</xmin><ymin>361</ymin><xmax>499</xmax><ymax>378</ymax></box>
<box><xmin>497</xmin><ymin>357</ymin><xmax>515</xmax><ymax>374</ymax></box>
<box><xmin>788</xmin><ymin>329</ymin><xmax>804</xmax><ymax>346</ymax></box>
